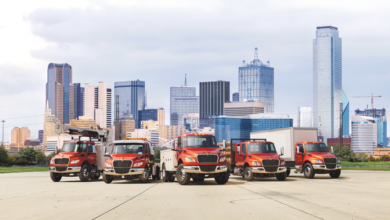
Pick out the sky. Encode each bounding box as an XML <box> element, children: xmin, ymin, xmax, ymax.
<box><xmin>1</xmin><ymin>0</ymin><xmax>390</xmax><ymax>142</ymax></box>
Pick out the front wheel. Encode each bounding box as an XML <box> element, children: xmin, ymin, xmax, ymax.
<box><xmin>162</xmin><ymin>164</ymin><xmax>170</xmax><ymax>182</ymax></box>
<box><xmin>214</xmin><ymin>172</ymin><xmax>230</xmax><ymax>184</ymax></box>
<box><xmin>303</xmin><ymin>163</ymin><xmax>315</xmax><ymax>179</ymax></box>
<box><xmin>329</xmin><ymin>170</ymin><xmax>341</xmax><ymax>178</ymax></box>
<box><xmin>103</xmin><ymin>173</ymin><xmax>113</xmax><ymax>184</ymax></box>
<box><xmin>244</xmin><ymin>167</ymin><xmax>254</xmax><ymax>181</ymax></box>
<box><xmin>139</xmin><ymin>168</ymin><xmax>150</xmax><ymax>183</ymax></box>
<box><xmin>177</xmin><ymin>164</ymin><xmax>191</xmax><ymax>185</ymax></box>
<box><xmin>50</xmin><ymin>172</ymin><xmax>62</xmax><ymax>182</ymax></box>
<box><xmin>79</xmin><ymin>165</ymin><xmax>91</xmax><ymax>182</ymax></box>
<box><xmin>276</xmin><ymin>172</ymin><xmax>287</xmax><ymax>181</ymax></box>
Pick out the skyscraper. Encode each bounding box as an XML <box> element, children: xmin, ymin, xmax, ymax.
<box><xmin>69</xmin><ymin>83</ymin><xmax>84</xmax><ymax>120</ymax></box>
<box><xmin>83</xmin><ymin>82</ymin><xmax>112</xmax><ymax>128</ymax></box>
<box><xmin>313</xmin><ymin>26</ymin><xmax>342</xmax><ymax>143</ymax></box>
<box><xmin>355</xmin><ymin>108</ymin><xmax>387</xmax><ymax>147</ymax></box>
<box><xmin>298</xmin><ymin>107</ymin><xmax>312</xmax><ymax>127</ymax></box>
<box><xmin>114</xmin><ymin>80</ymin><xmax>145</xmax><ymax>128</ymax></box>
<box><xmin>239</xmin><ymin>48</ymin><xmax>274</xmax><ymax>113</ymax></box>
<box><xmin>351</xmin><ymin>116</ymin><xmax>377</xmax><ymax>155</ymax></box>
<box><xmin>232</xmin><ymin>92</ymin><xmax>239</xmax><ymax>102</ymax></box>
<box><xmin>342</xmin><ymin>90</ymin><xmax>350</xmax><ymax>136</ymax></box>
<box><xmin>46</xmin><ymin>63</ymin><xmax>73</xmax><ymax>124</ymax></box>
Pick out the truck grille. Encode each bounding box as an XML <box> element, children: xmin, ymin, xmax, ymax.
<box><xmin>199</xmin><ymin>165</ymin><xmax>216</xmax><ymax>172</ymax></box>
<box><xmin>197</xmin><ymin>155</ymin><xmax>218</xmax><ymax>163</ymax></box>
<box><xmin>324</xmin><ymin>158</ymin><xmax>337</xmax><ymax>169</ymax></box>
<box><xmin>55</xmin><ymin>166</ymin><xmax>67</xmax><ymax>172</ymax></box>
<box><xmin>54</xmin><ymin>158</ymin><xmax>69</xmax><ymax>165</ymax></box>
<box><xmin>113</xmin><ymin>160</ymin><xmax>132</xmax><ymax>174</ymax></box>
<box><xmin>262</xmin><ymin>159</ymin><xmax>279</xmax><ymax>172</ymax></box>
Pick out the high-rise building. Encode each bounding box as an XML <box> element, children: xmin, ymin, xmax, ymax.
<box><xmin>141</xmin><ymin>120</ymin><xmax>159</xmax><ymax>130</ymax></box>
<box><xmin>43</xmin><ymin>100</ymin><xmax>60</xmax><ymax>145</ymax></box>
<box><xmin>313</xmin><ymin>26</ymin><xmax>342</xmax><ymax>143</ymax></box>
<box><xmin>355</xmin><ymin>108</ymin><xmax>387</xmax><ymax>148</ymax></box>
<box><xmin>38</xmin><ymin>130</ymin><xmax>43</xmax><ymax>143</ymax></box>
<box><xmin>11</xmin><ymin>127</ymin><xmax>30</xmax><ymax>148</ymax></box>
<box><xmin>139</xmin><ymin>109</ymin><xmax>158</xmax><ymax>128</ymax></box>
<box><xmin>115</xmin><ymin>117</ymin><xmax>136</xmax><ymax>140</ymax></box>
<box><xmin>83</xmin><ymin>82</ymin><xmax>112</xmax><ymax>128</ymax></box>
<box><xmin>232</xmin><ymin>92</ymin><xmax>239</xmax><ymax>102</ymax></box>
<box><xmin>158</xmin><ymin>125</ymin><xmax>186</xmax><ymax>141</ymax></box>
<box><xmin>199</xmin><ymin>80</ymin><xmax>230</xmax><ymax>128</ymax></box>
<box><xmin>351</xmin><ymin>116</ymin><xmax>377</xmax><ymax>155</ymax></box>
<box><xmin>46</xmin><ymin>63</ymin><xmax>73</xmax><ymax>124</ymax></box>
<box><xmin>158</xmin><ymin>108</ymin><xmax>165</xmax><ymax>126</ymax></box>
<box><xmin>183</xmin><ymin>113</ymin><xmax>199</xmax><ymax>130</ymax></box>
<box><xmin>114</xmin><ymin>80</ymin><xmax>145</xmax><ymax>128</ymax></box>
<box><xmin>298</xmin><ymin>107</ymin><xmax>312</xmax><ymax>127</ymax></box>
<box><xmin>224</xmin><ymin>102</ymin><xmax>264</xmax><ymax>117</ymax></box>
<box><xmin>69</xmin><ymin>83</ymin><xmax>84</xmax><ymax>120</ymax></box>
<box><xmin>170</xmin><ymin>77</ymin><xmax>199</xmax><ymax>126</ymax></box>
<box><xmin>342</xmin><ymin>90</ymin><xmax>350</xmax><ymax>136</ymax></box>
<box><xmin>67</xmin><ymin>117</ymin><xmax>97</xmax><ymax>130</ymax></box>
<box><xmin>239</xmin><ymin>48</ymin><xmax>274</xmax><ymax>113</ymax></box>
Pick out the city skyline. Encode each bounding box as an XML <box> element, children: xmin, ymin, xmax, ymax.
<box><xmin>1</xmin><ymin>1</ymin><xmax>390</xmax><ymax>142</ymax></box>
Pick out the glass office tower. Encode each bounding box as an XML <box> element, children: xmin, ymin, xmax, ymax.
<box><xmin>232</xmin><ymin>92</ymin><xmax>239</xmax><ymax>102</ymax></box>
<box><xmin>342</xmin><ymin>90</ymin><xmax>349</xmax><ymax>136</ymax></box>
<box><xmin>239</xmin><ymin>48</ymin><xmax>274</xmax><ymax>113</ymax></box>
<box><xmin>170</xmin><ymin>86</ymin><xmax>199</xmax><ymax>125</ymax></box>
<box><xmin>298</xmin><ymin>107</ymin><xmax>312</xmax><ymax>127</ymax></box>
<box><xmin>313</xmin><ymin>26</ymin><xmax>342</xmax><ymax>142</ymax></box>
<box><xmin>114</xmin><ymin>80</ymin><xmax>145</xmax><ymax>128</ymax></box>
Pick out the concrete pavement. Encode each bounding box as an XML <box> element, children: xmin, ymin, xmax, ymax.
<box><xmin>0</xmin><ymin>170</ymin><xmax>389</xmax><ymax>220</ymax></box>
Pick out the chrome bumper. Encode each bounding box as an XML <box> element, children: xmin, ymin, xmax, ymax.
<box><xmin>251</xmin><ymin>166</ymin><xmax>287</xmax><ymax>174</ymax></box>
<box><xmin>104</xmin><ymin>168</ymin><xmax>144</xmax><ymax>176</ymax></box>
<box><xmin>50</xmin><ymin>166</ymin><xmax>81</xmax><ymax>173</ymax></box>
<box><xmin>183</xmin><ymin>165</ymin><xmax>228</xmax><ymax>174</ymax></box>
<box><xmin>313</xmin><ymin>164</ymin><xmax>342</xmax><ymax>170</ymax></box>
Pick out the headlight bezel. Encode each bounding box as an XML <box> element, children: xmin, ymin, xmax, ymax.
<box><xmin>185</xmin><ymin>157</ymin><xmax>196</xmax><ymax>162</ymax></box>
<box><xmin>70</xmin><ymin>160</ymin><xmax>80</xmax><ymax>164</ymax></box>
<box><xmin>251</xmin><ymin>161</ymin><xmax>261</xmax><ymax>166</ymax></box>
<box><xmin>105</xmin><ymin>162</ymin><xmax>113</xmax><ymax>168</ymax></box>
<box><xmin>219</xmin><ymin>157</ymin><xmax>226</xmax><ymax>162</ymax></box>
<box><xmin>312</xmin><ymin>159</ymin><xmax>323</xmax><ymax>164</ymax></box>
<box><xmin>133</xmin><ymin>162</ymin><xmax>144</xmax><ymax>167</ymax></box>
<box><xmin>280</xmin><ymin>161</ymin><xmax>285</xmax><ymax>166</ymax></box>
<box><xmin>337</xmin><ymin>158</ymin><xmax>341</xmax><ymax>164</ymax></box>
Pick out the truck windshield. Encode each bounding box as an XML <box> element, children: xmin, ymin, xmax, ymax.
<box><xmin>247</xmin><ymin>143</ymin><xmax>277</xmax><ymax>153</ymax></box>
<box><xmin>61</xmin><ymin>142</ymin><xmax>87</xmax><ymax>153</ymax></box>
<box><xmin>112</xmin><ymin>144</ymin><xmax>144</xmax><ymax>154</ymax></box>
<box><xmin>183</xmin><ymin>136</ymin><xmax>217</xmax><ymax>148</ymax></box>
<box><xmin>305</xmin><ymin>143</ymin><xmax>329</xmax><ymax>152</ymax></box>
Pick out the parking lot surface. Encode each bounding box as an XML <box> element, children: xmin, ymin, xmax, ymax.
<box><xmin>0</xmin><ymin>170</ymin><xmax>388</xmax><ymax>220</ymax></box>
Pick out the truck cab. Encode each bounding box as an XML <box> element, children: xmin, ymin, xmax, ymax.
<box><xmin>49</xmin><ymin>141</ymin><xmax>101</xmax><ymax>182</ymax></box>
<box><xmin>103</xmin><ymin>138</ymin><xmax>160</xmax><ymax>183</ymax></box>
<box><xmin>231</xmin><ymin>140</ymin><xmax>287</xmax><ymax>181</ymax></box>
<box><xmin>160</xmin><ymin>134</ymin><xmax>229</xmax><ymax>185</ymax></box>
<box><xmin>295</xmin><ymin>142</ymin><xmax>341</xmax><ymax>178</ymax></box>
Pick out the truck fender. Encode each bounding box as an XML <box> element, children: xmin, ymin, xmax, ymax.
<box><xmin>178</xmin><ymin>159</ymin><xmax>183</xmax><ymax>165</ymax></box>
<box><xmin>82</xmin><ymin>161</ymin><xmax>91</xmax><ymax>169</ymax></box>
<box><xmin>244</xmin><ymin>162</ymin><xmax>249</xmax><ymax>169</ymax></box>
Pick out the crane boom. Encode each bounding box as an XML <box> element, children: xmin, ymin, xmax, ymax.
<box><xmin>352</xmin><ymin>93</ymin><xmax>382</xmax><ymax>118</ymax></box>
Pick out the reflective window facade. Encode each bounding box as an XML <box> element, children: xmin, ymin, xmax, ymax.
<box><xmin>170</xmin><ymin>87</ymin><xmax>199</xmax><ymax>125</ymax></box>
<box><xmin>199</xmin><ymin>81</ymin><xmax>230</xmax><ymax>119</ymax></box>
<box><xmin>298</xmin><ymin>107</ymin><xmax>312</xmax><ymax>127</ymax></box>
<box><xmin>351</xmin><ymin>116</ymin><xmax>377</xmax><ymax>155</ymax></box>
<box><xmin>232</xmin><ymin>92</ymin><xmax>239</xmax><ymax>102</ymax></box>
<box><xmin>342</xmin><ymin>90</ymin><xmax>349</xmax><ymax>136</ymax></box>
<box><xmin>313</xmin><ymin>26</ymin><xmax>342</xmax><ymax>142</ymax></box>
<box><xmin>139</xmin><ymin>109</ymin><xmax>158</xmax><ymax>128</ymax></box>
<box><xmin>355</xmin><ymin>108</ymin><xmax>387</xmax><ymax>147</ymax></box>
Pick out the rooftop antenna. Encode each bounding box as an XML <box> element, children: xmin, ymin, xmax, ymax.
<box><xmin>254</xmin><ymin>47</ymin><xmax>258</xmax><ymax>60</ymax></box>
<box><xmin>184</xmin><ymin>73</ymin><xmax>187</xmax><ymax>86</ymax></box>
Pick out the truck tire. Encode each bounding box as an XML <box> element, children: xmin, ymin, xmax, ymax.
<box><xmin>156</xmin><ymin>166</ymin><xmax>161</xmax><ymax>180</ymax></box>
<box><xmin>103</xmin><ymin>173</ymin><xmax>113</xmax><ymax>184</ymax></box>
<box><xmin>79</xmin><ymin>165</ymin><xmax>91</xmax><ymax>182</ymax></box>
<box><xmin>91</xmin><ymin>173</ymin><xmax>100</xmax><ymax>180</ymax></box>
<box><xmin>214</xmin><ymin>171</ymin><xmax>230</xmax><ymax>184</ymax></box>
<box><xmin>286</xmin><ymin>168</ymin><xmax>290</xmax><ymax>177</ymax></box>
<box><xmin>244</xmin><ymin>167</ymin><xmax>254</xmax><ymax>181</ymax></box>
<box><xmin>162</xmin><ymin>164</ymin><xmax>170</xmax><ymax>182</ymax></box>
<box><xmin>139</xmin><ymin>168</ymin><xmax>150</xmax><ymax>183</ymax></box>
<box><xmin>303</xmin><ymin>163</ymin><xmax>315</xmax><ymax>179</ymax></box>
<box><xmin>50</xmin><ymin>172</ymin><xmax>62</xmax><ymax>182</ymax></box>
<box><xmin>329</xmin><ymin>170</ymin><xmax>341</xmax><ymax>178</ymax></box>
<box><xmin>276</xmin><ymin>172</ymin><xmax>287</xmax><ymax>181</ymax></box>
<box><xmin>177</xmin><ymin>164</ymin><xmax>191</xmax><ymax>185</ymax></box>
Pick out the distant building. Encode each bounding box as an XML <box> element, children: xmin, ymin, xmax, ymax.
<box><xmin>239</xmin><ymin>48</ymin><xmax>274</xmax><ymax>113</ymax></box>
<box><xmin>158</xmin><ymin>108</ymin><xmax>165</xmax><ymax>126</ymax></box>
<box><xmin>24</xmin><ymin>138</ymin><xmax>41</xmax><ymax>147</ymax></box>
<box><xmin>46</xmin><ymin>134</ymin><xmax>83</xmax><ymax>153</ymax></box>
<box><xmin>351</xmin><ymin>116</ymin><xmax>377</xmax><ymax>155</ymax></box>
<box><xmin>327</xmin><ymin>138</ymin><xmax>351</xmax><ymax>149</ymax></box>
<box><xmin>355</xmin><ymin>108</ymin><xmax>387</xmax><ymax>147</ymax></box>
<box><xmin>43</xmin><ymin>100</ymin><xmax>61</xmax><ymax>145</ymax></box>
<box><xmin>298</xmin><ymin>107</ymin><xmax>312</xmax><ymax>127</ymax></box>
<box><xmin>215</xmin><ymin>114</ymin><xmax>292</xmax><ymax>143</ymax></box>
<box><xmin>127</xmin><ymin>129</ymin><xmax>159</xmax><ymax>146</ymax></box>
<box><xmin>342</xmin><ymin>90</ymin><xmax>350</xmax><ymax>136</ymax></box>
<box><xmin>158</xmin><ymin>125</ymin><xmax>186</xmax><ymax>141</ymax></box>
<box><xmin>114</xmin><ymin>80</ymin><xmax>145</xmax><ymax>128</ymax></box>
<box><xmin>192</xmin><ymin>127</ymin><xmax>214</xmax><ymax>135</ymax></box>
<box><xmin>38</xmin><ymin>130</ymin><xmax>43</xmax><ymax>143</ymax></box>
<box><xmin>115</xmin><ymin>117</ymin><xmax>136</xmax><ymax>140</ymax></box>
<box><xmin>374</xmin><ymin>148</ymin><xmax>390</xmax><ymax>157</ymax></box>
<box><xmin>67</xmin><ymin>117</ymin><xmax>97</xmax><ymax>129</ymax></box>
<box><xmin>138</xmin><ymin>109</ymin><xmax>158</xmax><ymax>128</ymax></box>
<box><xmin>224</xmin><ymin>102</ymin><xmax>264</xmax><ymax>117</ymax></box>
<box><xmin>183</xmin><ymin>113</ymin><xmax>199</xmax><ymax>130</ymax></box>
<box><xmin>141</xmin><ymin>120</ymin><xmax>159</xmax><ymax>130</ymax></box>
<box><xmin>11</xmin><ymin>127</ymin><xmax>30</xmax><ymax>148</ymax></box>
<box><xmin>232</xmin><ymin>92</ymin><xmax>239</xmax><ymax>102</ymax></box>
<box><xmin>69</xmin><ymin>83</ymin><xmax>84</xmax><ymax>120</ymax></box>
<box><xmin>84</xmin><ymin>82</ymin><xmax>112</xmax><ymax>128</ymax></box>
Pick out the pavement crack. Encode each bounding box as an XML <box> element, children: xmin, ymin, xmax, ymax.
<box><xmin>239</xmin><ymin>186</ymin><xmax>324</xmax><ymax>220</ymax></box>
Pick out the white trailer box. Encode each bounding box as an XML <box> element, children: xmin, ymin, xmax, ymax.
<box><xmin>250</xmin><ymin>127</ymin><xmax>318</xmax><ymax>166</ymax></box>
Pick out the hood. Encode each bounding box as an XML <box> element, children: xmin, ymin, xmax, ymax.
<box><xmin>308</xmin><ymin>152</ymin><xmax>336</xmax><ymax>159</ymax></box>
<box><xmin>249</xmin><ymin>153</ymin><xmax>280</xmax><ymax>161</ymax></box>
<box><xmin>183</xmin><ymin>147</ymin><xmax>220</xmax><ymax>157</ymax></box>
<box><xmin>111</xmin><ymin>153</ymin><xmax>138</xmax><ymax>160</ymax></box>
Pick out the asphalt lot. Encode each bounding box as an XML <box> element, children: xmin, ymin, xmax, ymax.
<box><xmin>0</xmin><ymin>170</ymin><xmax>388</xmax><ymax>220</ymax></box>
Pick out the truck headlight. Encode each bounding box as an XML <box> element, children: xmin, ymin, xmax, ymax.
<box><xmin>70</xmin><ymin>160</ymin><xmax>79</xmax><ymax>164</ymax></box>
<box><xmin>313</xmin><ymin>160</ymin><xmax>323</xmax><ymax>164</ymax></box>
<box><xmin>185</xmin><ymin>157</ymin><xmax>196</xmax><ymax>162</ymax></box>
<box><xmin>50</xmin><ymin>159</ymin><xmax>54</xmax><ymax>164</ymax></box>
<box><xmin>105</xmin><ymin>163</ymin><xmax>112</xmax><ymax>168</ymax></box>
<box><xmin>219</xmin><ymin>157</ymin><xmax>226</xmax><ymax>162</ymax></box>
<box><xmin>280</xmin><ymin>161</ymin><xmax>285</xmax><ymax>166</ymax></box>
<box><xmin>252</xmin><ymin>161</ymin><xmax>261</xmax><ymax>166</ymax></box>
<box><xmin>134</xmin><ymin>162</ymin><xmax>143</xmax><ymax>167</ymax></box>
<box><xmin>337</xmin><ymin>159</ymin><xmax>340</xmax><ymax>164</ymax></box>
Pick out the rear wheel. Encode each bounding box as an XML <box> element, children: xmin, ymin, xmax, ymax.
<box><xmin>50</xmin><ymin>172</ymin><xmax>62</xmax><ymax>182</ymax></box>
<box><xmin>276</xmin><ymin>172</ymin><xmax>287</xmax><ymax>181</ymax></box>
<box><xmin>177</xmin><ymin>164</ymin><xmax>191</xmax><ymax>185</ymax></box>
<box><xmin>79</xmin><ymin>165</ymin><xmax>91</xmax><ymax>182</ymax></box>
<box><xmin>156</xmin><ymin>166</ymin><xmax>161</xmax><ymax>180</ymax></box>
<box><xmin>162</xmin><ymin>164</ymin><xmax>170</xmax><ymax>182</ymax></box>
<box><xmin>244</xmin><ymin>167</ymin><xmax>254</xmax><ymax>181</ymax></box>
<box><xmin>103</xmin><ymin>173</ymin><xmax>113</xmax><ymax>184</ymax></box>
<box><xmin>303</xmin><ymin>163</ymin><xmax>315</xmax><ymax>179</ymax></box>
<box><xmin>329</xmin><ymin>170</ymin><xmax>341</xmax><ymax>178</ymax></box>
<box><xmin>214</xmin><ymin>172</ymin><xmax>230</xmax><ymax>184</ymax></box>
<box><xmin>139</xmin><ymin>168</ymin><xmax>150</xmax><ymax>183</ymax></box>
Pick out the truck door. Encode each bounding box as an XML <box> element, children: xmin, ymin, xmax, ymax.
<box><xmin>236</xmin><ymin>143</ymin><xmax>245</xmax><ymax>167</ymax></box>
<box><xmin>295</xmin><ymin>144</ymin><xmax>304</xmax><ymax>167</ymax></box>
<box><xmin>88</xmin><ymin>143</ymin><xmax>97</xmax><ymax>165</ymax></box>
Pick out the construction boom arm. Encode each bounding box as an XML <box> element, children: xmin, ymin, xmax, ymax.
<box><xmin>54</xmin><ymin>123</ymin><xmax>112</xmax><ymax>142</ymax></box>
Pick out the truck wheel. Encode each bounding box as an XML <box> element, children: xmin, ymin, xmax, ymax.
<box><xmin>103</xmin><ymin>173</ymin><xmax>113</xmax><ymax>184</ymax></box>
<box><xmin>276</xmin><ymin>172</ymin><xmax>287</xmax><ymax>181</ymax></box>
<box><xmin>50</xmin><ymin>172</ymin><xmax>62</xmax><ymax>182</ymax></box>
<box><xmin>215</xmin><ymin>171</ymin><xmax>230</xmax><ymax>184</ymax></box>
<box><xmin>79</xmin><ymin>165</ymin><xmax>91</xmax><ymax>182</ymax></box>
<box><xmin>91</xmin><ymin>173</ymin><xmax>100</xmax><ymax>180</ymax></box>
<box><xmin>244</xmin><ymin>167</ymin><xmax>254</xmax><ymax>181</ymax></box>
<box><xmin>329</xmin><ymin>170</ymin><xmax>341</xmax><ymax>178</ymax></box>
<box><xmin>156</xmin><ymin>166</ymin><xmax>161</xmax><ymax>180</ymax></box>
<box><xmin>162</xmin><ymin>165</ymin><xmax>170</xmax><ymax>182</ymax></box>
<box><xmin>286</xmin><ymin>168</ymin><xmax>290</xmax><ymax>177</ymax></box>
<box><xmin>303</xmin><ymin>163</ymin><xmax>315</xmax><ymax>179</ymax></box>
<box><xmin>177</xmin><ymin>164</ymin><xmax>191</xmax><ymax>185</ymax></box>
<box><xmin>139</xmin><ymin>168</ymin><xmax>149</xmax><ymax>183</ymax></box>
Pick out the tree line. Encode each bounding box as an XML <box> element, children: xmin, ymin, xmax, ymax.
<box><xmin>0</xmin><ymin>146</ymin><xmax>56</xmax><ymax>166</ymax></box>
<box><xmin>331</xmin><ymin>145</ymin><xmax>390</xmax><ymax>162</ymax></box>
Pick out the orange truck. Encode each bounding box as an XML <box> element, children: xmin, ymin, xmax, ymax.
<box><xmin>250</xmin><ymin>127</ymin><xmax>341</xmax><ymax>179</ymax></box>
<box><xmin>49</xmin><ymin>129</ymin><xmax>112</xmax><ymax>182</ymax></box>
<box><xmin>160</xmin><ymin>134</ymin><xmax>229</xmax><ymax>185</ymax></box>
<box><xmin>102</xmin><ymin>138</ymin><xmax>160</xmax><ymax>183</ymax></box>
<box><xmin>222</xmin><ymin>139</ymin><xmax>287</xmax><ymax>181</ymax></box>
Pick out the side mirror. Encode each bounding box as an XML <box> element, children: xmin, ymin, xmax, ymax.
<box><xmin>280</xmin><ymin>146</ymin><xmax>284</xmax><ymax>156</ymax></box>
<box><xmin>138</xmin><ymin>152</ymin><xmax>142</xmax><ymax>155</ymax></box>
<box><xmin>223</xmin><ymin>140</ymin><xmax>226</xmax><ymax>149</ymax></box>
<box><xmin>331</xmin><ymin>146</ymin><xmax>334</xmax><ymax>154</ymax></box>
<box><xmin>296</xmin><ymin>147</ymin><xmax>299</xmax><ymax>154</ymax></box>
